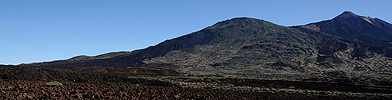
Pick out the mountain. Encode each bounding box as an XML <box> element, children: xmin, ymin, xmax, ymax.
<box><xmin>19</xmin><ymin>16</ymin><xmax>392</xmax><ymax>85</ymax></box>
<box><xmin>299</xmin><ymin>11</ymin><xmax>392</xmax><ymax>47</ymax></box>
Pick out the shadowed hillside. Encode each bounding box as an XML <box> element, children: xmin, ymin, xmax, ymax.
<box><xmin>299</xmin><ymin>11</ymin><xmax>392</xmax><ymax>47</ymax></box>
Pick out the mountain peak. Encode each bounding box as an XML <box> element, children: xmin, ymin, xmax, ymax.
<box><xmin>206</xmin><ymin>17</ymin><xmax>267</xmax><ymax>29</ymax></box>
<box><xmin>304</xmin><ymin>11</ymin><xmax>392</xmax><ymax>47</ymax></box>
<box><xmin>216</xmin><ymin>17</ymin><xmax>264</xmax><ymax>24</ymax></box>
<box><xmin>334</xmin><ymin>11</ymin><xmax>360</xmax><ymax>19</ymax></box>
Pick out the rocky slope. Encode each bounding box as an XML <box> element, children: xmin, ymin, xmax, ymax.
<box><xmin>299</xmin><ymin>11</ymin><xmax>392</xmax><ymax>47</ymax></box>
<box><xmin>141</xmin><ymin>18</ymin><xmax>392</xmax><ymax>85</ymax></box>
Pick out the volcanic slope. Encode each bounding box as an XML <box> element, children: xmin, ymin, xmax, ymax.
<box><xmin>21</xmin><ymin>17</ymin><xmax>392</xmax><ymax>85</ymax></box>
<box><xmin>142</xmin><ymin>18</ymin><xmax>392</xmax><ymax>82</ymax></box>
<box><xmin>299</xmin><ymin>11</ymin><xmax>392</xmax><ymax>47</ymax></box>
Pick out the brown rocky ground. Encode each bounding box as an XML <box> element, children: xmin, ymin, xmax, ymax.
<box><xmin>0</xmin><ymin>80</ymin><xmax>370</xmax><ymax>100</ymax></box>
<box><xmin>0</xmin><ymin>66</ymin><xmax>390</xmax><ymax>99</ymax></box>
<box><xmin>63</xmin><ymin>66</ymin><xmax>184</xmax><ymax>76</ymax></box>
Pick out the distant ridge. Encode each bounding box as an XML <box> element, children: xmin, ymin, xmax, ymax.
<box><xmin>299</xmin><ymin>11</ymin><xmax>392</xmax><ymax>47</ymax></box>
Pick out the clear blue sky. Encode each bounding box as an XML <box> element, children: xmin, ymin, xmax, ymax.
<box><xmin>1</xmin><ymin>0</ymin><xmax>391</xmax><ymax>65</ymax></box>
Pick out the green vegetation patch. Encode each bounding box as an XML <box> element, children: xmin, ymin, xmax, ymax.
<box><xmin>46</xmin><ymin>81</ymin><xmax>63</xmax><ymax>86</ymax></box>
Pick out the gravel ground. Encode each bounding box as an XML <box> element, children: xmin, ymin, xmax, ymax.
<box><xmin>0</xmin><ymin>67</ymin><xmax>390</xmax><ymax>99</ymax></box>
<box><xmin>0</xmin><ymin>80</ymin><xmax>374</xmax><ymax>100</ymax></box>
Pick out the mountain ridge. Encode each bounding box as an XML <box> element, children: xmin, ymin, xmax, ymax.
<box><xmin>15</xmin><ymin>13</ymin><xmax>392</xmax><ymax>85</ymax></box>
<box><xmin>334</xmin><ymin>11</ymin><xmax>360</xmax><ymax>19</ymax></box>
<box><xmin>300</xmin><ymin>11</ymin><xmax>392</xmax><ymax>47</ymax></box>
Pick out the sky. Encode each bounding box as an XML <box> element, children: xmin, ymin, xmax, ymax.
<box><xmin>1</xmin><ymin>0</ymin><xmax>391</xmax><ymax>65</ymax></box>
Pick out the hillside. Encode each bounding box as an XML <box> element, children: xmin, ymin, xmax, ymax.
<box><xmin>19</xmin><ymin>16</ymin><xmax>392</xmax><ymax>85</ymax></box>
<box><xmin>299</xmin><ymin>11</ymin><xmax>392</xmax><ymax>47</ymax></box>
<box><xmin>142</xmin><ymin>18</ymin><xmax>392</xmax><ymax>84</ymax></box>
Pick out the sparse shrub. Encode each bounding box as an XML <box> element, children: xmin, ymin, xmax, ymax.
<box><xmin>46</xmin><ymin>81</ymin><xmax>63</xmax><ymax>86</ymax></box>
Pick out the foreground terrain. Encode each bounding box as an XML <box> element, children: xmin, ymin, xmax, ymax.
<box><xmin>0</xmin><ymin>66</ymin><xmax>391</xmax><ymax>99</ymax></box>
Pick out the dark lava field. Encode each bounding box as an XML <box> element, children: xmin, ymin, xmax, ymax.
<box><xmin>0</xmin><ymin>66</ymin><xmax>391</xmax><ymax>99</ymax></box>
